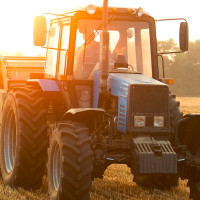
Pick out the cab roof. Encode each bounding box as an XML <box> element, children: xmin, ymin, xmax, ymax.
<box><xmin>61</xmin><ymin>5</ymin><xmax>149</xmax><ymax>16</ymax></box>
<box><xmin>48</xmin><ymin>5</ymin><xmax>150</xmax><ymax>24</ymax></box>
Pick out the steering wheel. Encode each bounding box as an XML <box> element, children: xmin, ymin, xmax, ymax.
<box><xmin>128</xmin><ymin>64</ymin><xmax>135</xmax><ymax>71</ymax></box>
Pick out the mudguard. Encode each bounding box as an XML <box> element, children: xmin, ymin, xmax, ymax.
<box><xmin>27</xmin><ymin>79</ymin><xmax>60</xmax><ymax>92</ymax></box>
<box><xmin>63</xmin><ymin>108</ymin><xmax>105</xmax><ymax>124</ymax></box>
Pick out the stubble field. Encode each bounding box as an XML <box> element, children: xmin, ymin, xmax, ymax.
<box><xmin>0</xmin><ymin>97</ymin><xmax>199</xmax><ymax>200</ymax></box>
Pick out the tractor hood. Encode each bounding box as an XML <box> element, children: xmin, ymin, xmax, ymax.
<box><xmin>93</xmin><ymin>71</ymin><xmax>167</xmax><ymax>108</ymax></box>
<box><xmin>107</xmin><ymin>73</ymin><xmax>166</xmax><ymax>96</ymax></box>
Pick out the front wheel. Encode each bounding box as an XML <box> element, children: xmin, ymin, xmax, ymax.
<box><xmin>48</xmin><ymin>121</ymin><xmax>93</xmax><ymax>200</ymax></box>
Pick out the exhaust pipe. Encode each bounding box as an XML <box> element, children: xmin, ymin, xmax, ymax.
<box><xmin>99</xmin><ymin>0</ymin><xmax>109</xmax><ymax>94</ymax></box>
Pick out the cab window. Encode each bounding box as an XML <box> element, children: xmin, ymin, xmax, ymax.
<box><xmin>59</xmin><ymin>25</ymin><xmax>70</xmax><ymax>75</ymax></box>
<box><xmin>45</xmin><ymin>23</ymin><xmax>59</xmax><ymax>76</ymax></box>
<box><xmin>73</xmin><ymin>19</ymin><xmax>152</xmax><ymax>80</ymax></box>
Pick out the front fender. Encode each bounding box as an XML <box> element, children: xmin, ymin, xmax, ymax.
<box><xmin>63</xmin><ymin>108</ymin><xmax>105</xmax><ymax>125</ymax></box>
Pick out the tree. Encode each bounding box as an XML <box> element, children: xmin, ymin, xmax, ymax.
<box><xmin>158</xmin><ymin>39</ymin><xmax>200</xmax><ymax>96</ymax></box>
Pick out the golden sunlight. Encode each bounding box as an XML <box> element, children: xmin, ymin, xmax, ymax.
<box><xmin>0</xmin><ymin>0</ymin><xmax>199</xmax><ymax>56</ymax></box>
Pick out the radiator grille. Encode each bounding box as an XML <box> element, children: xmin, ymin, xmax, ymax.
<box><xmin>131</xmin><ymin>86</ymin><xmax>168</xmax><ymax>114</ymax></box>
<box><xmin>129</xmin><ymin>85</ymin><xmax>169</xmax><ymax>129</ymax></box>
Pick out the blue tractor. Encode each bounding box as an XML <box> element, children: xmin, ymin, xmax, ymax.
<box><xmin>0</xmin><ymin>2</ymin><xmax>200</xmax><ymax>200</ymax></box>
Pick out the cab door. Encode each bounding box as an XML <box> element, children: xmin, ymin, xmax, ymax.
<box><xmin>45</xmin><ymin>23</ymin><xmax>60</xmax><ymax>78</ymax></box>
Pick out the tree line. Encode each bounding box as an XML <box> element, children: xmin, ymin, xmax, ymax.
<box><xmin>158</xmin><ymin>39</ymin><xmax>200</xmax><ymax>96</ymax></box>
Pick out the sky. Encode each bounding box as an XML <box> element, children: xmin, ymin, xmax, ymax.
<box><xmin>0</xmin><ymin>0</ymin><xmax>200</xmax><ymax>56</ymax></box>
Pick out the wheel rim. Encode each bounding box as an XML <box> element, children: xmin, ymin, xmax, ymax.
<box><xmin>52</xmin><ymin>143</ymin><xmax>61</xmax><ymax>191</ymax></box>
<box><xmin>4</xmin><ymin>109</ymin><xmax>17</xmax><ymax>173</ymax></box>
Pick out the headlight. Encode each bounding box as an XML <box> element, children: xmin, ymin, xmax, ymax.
<box><xmin>154</xmin><ymin>116</ymin><xmax>164</xmax><ymax>127</ymax></box>
<box><xmin>87</xmin><ymin>4</ymin><xmax>97</xmax><ymax>14</ymax></box>
<box><xmin>134</xmin><ymin>116</ymin><xmax>145</xmax><ymax>127</ymax></box>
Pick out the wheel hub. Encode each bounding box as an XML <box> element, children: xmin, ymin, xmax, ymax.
<box><xmin>4</xmin><ymin>109</ymin><xmax>16</xmax><ymax>173</ymax></box>
<box><xmin>52</xmin><ymin>143</ymin><xmax>61</xmax><ymax>191</ymax></box>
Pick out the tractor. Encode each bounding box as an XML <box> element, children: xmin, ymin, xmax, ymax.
<box><xmin>0</xmin><ymin>1</ymin><xmax>200</xmax><ymax>200</ymax></box>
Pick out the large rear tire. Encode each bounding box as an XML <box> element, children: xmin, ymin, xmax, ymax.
<box><xmin>48</xmin><ymin>121</ymin><xmax>93</xmax><ymax>200</ymax></box>
<box><xmin>0</xmin><ymin>87</ymin><xmax>48</xmax><ymax>189</ymax></box>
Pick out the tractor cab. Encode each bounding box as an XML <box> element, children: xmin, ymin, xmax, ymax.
<box><xmin>33</xmin><ymin>5</ymin><xmax>163</xmax><ymax>110</ymax></box>
<box><xmin>72</xmin><ymin>14</ymin><xmax>153</xmax><ymax>80</ymax></box>
<box><xmin>34</xmin><ymin>6</ymin><xmax>188</xmax><ymax>103</ymax></box>
<box><xmin>34</xmin><ymin>6</ymin><xmax>157</xmax><ymax>81</ymax></box>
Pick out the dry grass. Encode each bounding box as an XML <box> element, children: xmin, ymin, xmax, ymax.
<box><xmin>0</xmin><ymin>166</ymin><xmax>190</xmax><ymax>200</ymax></box>
<box><xmin>0</xmin><ymin>97</ymin><xmax>198</xmax><ymax>200</ymax></box>
<box><xmin>177</xmin><ymin>97</ymin><xmax>200</xmax><ymax>115</ymax></box>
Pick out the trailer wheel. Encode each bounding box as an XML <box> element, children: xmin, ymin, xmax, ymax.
<box><xmin>0</xmin><ymin>87</ymin><xmax>48</xmax><ymax>189</ymax></box>
<box><xmin>48</xmin><ymin>121</ymin><xmax>93</xmax><ymax>200</ymax></box>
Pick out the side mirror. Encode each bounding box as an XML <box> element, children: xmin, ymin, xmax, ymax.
<box><xmin>179</xmin><ymin>22</ymin><xmax>189</xmax><ymax>52</ymax></box>
<box><xmin>33</xmin><ymin>16</ymin><xmax>47</xmax><ymax>46</ymax></box>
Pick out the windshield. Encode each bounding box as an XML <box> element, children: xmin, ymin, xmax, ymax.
<box><xmin>73</xmin><ymin>19</ymin><xmax>152</xmax><ymax>80</ymax></box>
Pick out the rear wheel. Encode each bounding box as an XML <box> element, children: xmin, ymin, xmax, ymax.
<box><xmin>48</xmin><ymin>121</ymin><xmax>93</xmax><ymax>200</ymax></box>
<box><xmin>0</xmin><ymin>87</ymin><xmax>48</xmax><ymax>189</ymax></box>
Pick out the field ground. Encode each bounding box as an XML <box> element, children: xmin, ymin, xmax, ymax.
<box><xmin>0</xmin><ymin>97</ymin><xmax>199</xmax><ymax>200</ymax></box>
<box><xmin>177</xmin><ymin>97</ymin><xmax>200</xmax><ymax>114</ymax></box>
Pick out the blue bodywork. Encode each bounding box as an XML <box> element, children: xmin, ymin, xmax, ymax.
<box><xmin>28</xmin><ymin>72</ymin><xmax>166</xmax><ymax>134</ymax></box>
<box><xmin>93</xmin><ymin>70</ymin><xmax>165</xmax><ymax>133</ymax></box>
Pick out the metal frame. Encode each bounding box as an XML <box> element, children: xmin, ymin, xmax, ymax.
<box><xmin>156</xmin><ymin>18</ymin><xmax>188</xmax><ymax>55</ymax></box>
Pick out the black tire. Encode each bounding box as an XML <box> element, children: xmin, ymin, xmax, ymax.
<box><xmin>188</xmin><ymin>179</ymin><xmax>200</xmax><ymax>200</ymax></box>
<box><xmin>48</xmin><ymin>121</ymin><xmax>93</xmax><ymax>200</ymax></box>
<box><xmin>187</xmin><ymin>148</ymin><xmax>200</xmax><ymax>200</ymax></box>
<box><xmin>0</xmin><ymin>87</ymin><xmax>48</xmax><ymax>189</ymax></box>
<box><xmin>133</xmin><ymin>94</ymin><xmax>182</xmax><ymax>189</ymax></box>
<box><xmin>133</xmin><ymin>174</ymin><xmax>150</xmax><ymax>188</ymax></box>
<box><xmin>134</xmin><ymin>174</ymin><xmax>178</xmax><ymax>189</ymax></box>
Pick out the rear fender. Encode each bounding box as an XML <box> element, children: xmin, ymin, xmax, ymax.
<box><xmin>176</xmin><ymin>114</ymin><xmax>200</xmax><ymax>154</ymax></box>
